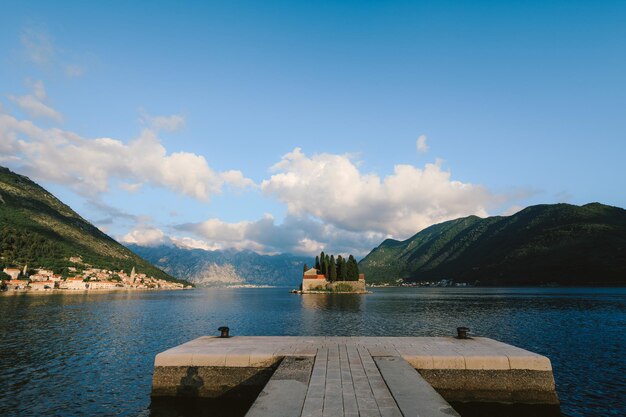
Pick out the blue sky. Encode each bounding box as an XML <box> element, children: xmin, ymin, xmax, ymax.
<box><xmin>1</xmin><ymin>1</ymin><xmax>625</xmax><ymax>256</ymax></box>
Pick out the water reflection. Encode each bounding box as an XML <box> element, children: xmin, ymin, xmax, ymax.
<box><xmin>300</xmin><ymin>293</ymin><xmax>364</xmax><ymax>312</ymax></box>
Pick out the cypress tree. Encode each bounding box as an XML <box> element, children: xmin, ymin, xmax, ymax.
<box><xmin>303</xmin><ymin>263</ymin><xmax>308</xmax><ymax>273</ymax></box>
<box><xmin>329</xmin><ymin>255</ymin><xmax>337</xmax><ymax>282</ymax></box>
<box><xmin>340</xmin><ymin>257</ymin><xmax>347</xmax><ymax>281</ymax></box>
<box><xmin>346</xmin><ymin>255</ymin><xmax>355</xmax><ymax>281</ymax></box>
<box><xmin>321</xmin><ymin>257</ymin><xmax>327</xmax><ymax>275</ymax></box>
<box><xmin>336</xmin><ymin>256</ymin><xmax>343</xmax><ymax>280</ymax></box>
<box><xmin>315</xmin><ymin>256</ymin><xmax>320</xmax><ymax>270</ymax></box>
<box><xmin>347</xmin><ymin>255</ymin><xmax>359</xmax><ymax>281</ymax></box>
<box><xmin>323</xmin><ymin>259</ymin><xmax>329</xmax><ymax>278</ymax></box>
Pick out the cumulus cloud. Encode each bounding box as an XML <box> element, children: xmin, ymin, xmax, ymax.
<box><xmin>175</xmin><ymin>214</ymin><xmax>385</xmax><ymax>256</ymax></box>
<box><xmin>8</xmin><ymin>80</ymin><xmax>63</xmax><ymax>123</ymax></box>
<box><xmin>416</xmin><ymin>134</ymin><xmax>428</xmax><ymax>153</ymax></box>
<box><xmin>158</xmin><ymin>146</ymin><xmax>504</xmax><ymax>256</ymax></box>
<box><xmin>0</xmin><ymin>105</ymin><xmax>253</xmax><ymax>200</ymax></box>
<box><xmin>261</xmin><ymin>148</ymin><xmax>500</xmax><ymax>238</ymax></box>
<box><xmin>120</xmin><ymin>226</ymin><xmax>223</xmax><ymax>251</ymax></box>
<box><xmin>121</xmin><ymin>226</ymin><xmax>168</xmax><ymax>246</ymax></box>
<box><xmin>169</xmin><ymin>236</ymin><xmax>218</xmax><ymax>251</ymax></box>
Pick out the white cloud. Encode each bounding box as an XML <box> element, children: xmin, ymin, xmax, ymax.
<box><xmin>21</xmin><ymin>28</ymin><xmax>54</xmax><ymax>65</ymax></box>
<box><xmin>121</xmin><ymin>226</ymin><xmax>168</xmax><ymax>246</ymax></box>
<box><xmin>170</xmin><ymin>236</ymin><xmax>218</xmax><ymax>251</ymax></box>
<box><xmin>261</xmin><ymin>148</ymin><xmax>500</xmax><ymax>238</ymax></box>
<box><xmin>416</xmin><ymin>134</ymin><xmax>428</xmax><ymax>153</ymax></box>
<box><xmin>8</xmin><ymin>80</ymin><xmax>63</xmax><ymax>123</ymax></box>
<box><xmin>176</xmin><ymin>214</ymin><xmax>386</xmax><ymax>256</ymax></box>
<box><xmin>220</xmin><ymin>170</ymin><xmax>257</xmax><ymax>189</ymax></box>
<box><xmin>0</xmin><ymin>105</ymin><xmax>253</xmax><ymax>200</ymax></box>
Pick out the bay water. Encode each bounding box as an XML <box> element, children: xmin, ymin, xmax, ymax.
<box><xmin>0</xmin><ymin>287</ymin><xmax>624</xmax><ymax>416</ymax></box>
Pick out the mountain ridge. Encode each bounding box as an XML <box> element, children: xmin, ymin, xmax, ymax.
<box><xmin>127</xmin><ymin>244</ymin><xmax>310</xmax><ymax>287</ymax></box>
<box><xmin>359</xmin><ymin>202</ymin><xmax>626</xmax><ymax>286</ymax></box>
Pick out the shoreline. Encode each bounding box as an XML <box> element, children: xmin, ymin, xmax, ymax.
<box><xmin>0</xmin><ymin>287</ymin><xmax>190</xmax><ymax>295</ymax></box>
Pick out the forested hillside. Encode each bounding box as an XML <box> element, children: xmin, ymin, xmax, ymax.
<box><xmin>359</xmin><ymin>203</ymin><xmax>626</xmax><ymax>286</ymax></box>
<box><xmin>0</xmin><ymin>166</ymin><xmax>185</xmax><ymax>283</ymax></box>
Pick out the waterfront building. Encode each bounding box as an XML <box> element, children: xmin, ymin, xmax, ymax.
<box><xmin>5</xmin><ymin>279</ymin><xmax>29</xmax><ymax>290</ymax></box>
<box><xmin>2</xmin><ymin>268</ymin><xmax>21</xmax><ymax>280</ymax></box>
<box><xmin>62</xmin><ymin>277</ymin><xmax>87</xmax><ymax>290</ymax></box>
<box><xmin>88</xmin><ymin>281</ymin><xmax>119</xmax><ymax>290</ymax></box>
<box><xmin>29</xmin><ymin>274</ymin><xmax>48</xmax><ymax>282</ymax></box>
<box><xmin>29</xmin><ymin>281</ymin><xmax>55</xmax><ymax>290</ymax></box>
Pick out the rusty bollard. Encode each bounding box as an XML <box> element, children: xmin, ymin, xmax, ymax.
<box><xmin>218</xmin><ymin>326</ymin><xmax>230</xmax><ymax>338</ymax></box>
<box><xmin>457</xmin><ymin>326</ymin><xmax>470</xmax><ymax>339</ymax></box>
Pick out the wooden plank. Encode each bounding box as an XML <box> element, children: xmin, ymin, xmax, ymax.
<box><xmin>245</xmin><ymin>356</ymin><xmax>314</xmax><ymax>417</ymax></box>
<box><xmin>374</xmin><ymin>356</ymin><xmax>461</xmax><ymax>417</ymax></box>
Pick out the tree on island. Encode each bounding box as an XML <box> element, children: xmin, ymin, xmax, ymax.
<box><xmin>346</xmin><ymin>255</ymin><xmax>359</xmax><ymax>281</ymax></box>
<box><xmin>303</xmin><ymin>263</ymin><xmax>308</xmax><ymax>273</ymax></box>
<box><xmin>336</xmin><ymin>255</ymin><xmax>343</xmax><ymax>280</ymax></box>
<box><xmin>329</xmin><ymin>255</ymin><xmax>337</xmax><ymax>282</ymax></box>
<box><xmin>340</xmin><ymin>257</ymin><xmax>348</xmax><ymax>281</ymax></box>
<box><xmin>308</xmin><ymin>252</ymin><xmax>359</xmax><ymax>281</ymax></box>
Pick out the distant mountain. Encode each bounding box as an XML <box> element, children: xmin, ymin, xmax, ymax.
<box><xmin>359</xmin><ymin>203</ymin><xmax>626</xmax><ymax>286</ymax></box>
<box><xmin>0</xmin><ymin>166</ymin><xmax>185</xmax><ymax>284</ymax></box>
<box><xmin>127</xmin><ymin>244</ymin><xmax>310</xmax><ymax>287</ymax></box>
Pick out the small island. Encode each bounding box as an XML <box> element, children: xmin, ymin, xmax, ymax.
<box><xmin>298</xmin><ymin>251</ymin><xmax>367</xmax><ymax>294</ymax></box>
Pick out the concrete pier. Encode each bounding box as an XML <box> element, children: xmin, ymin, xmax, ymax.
<box><xmin>152</xmin><ymin>336</ymin><xmax>558</xmax><ymax>414</ymax></box>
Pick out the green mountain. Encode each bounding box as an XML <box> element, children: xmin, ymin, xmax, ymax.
<box><xmin>359</xmin><ymin>203</ymin><xmax>626</xmax><ymax>286</ymax></box>
<box><xmin>0</xmin><ymin>166</ymin><xmax>186</xmax><ymax>284</ymax></box>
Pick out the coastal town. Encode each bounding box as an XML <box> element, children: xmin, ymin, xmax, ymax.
<box><xmin>1</xmin><ymin>263</ymin><xmax>189</xmax><ymax>292</ymax></box>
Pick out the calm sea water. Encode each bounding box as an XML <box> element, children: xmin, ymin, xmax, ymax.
<box><xmin>0</xmin><ymin>287</ymin><xmax>624</xmax><ymax>417</ymax></box>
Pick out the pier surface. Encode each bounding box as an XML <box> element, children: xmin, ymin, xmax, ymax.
<box><xmin>245</xmin><ymin>344</ymin><xmax>459</xmax><ymax>417</ymax></box>
<box><xmin>152</xmin><ymin>336</ymin><xmax>558</xmax><ymax>412</ymax></box>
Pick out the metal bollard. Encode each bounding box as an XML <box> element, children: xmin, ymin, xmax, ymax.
<box><xmin>456</xmin><ymin>326</ymin><xmax>470</xmax><ymax>339</ymax></box>
<box><xmin>218</xmin><ymin>326</ymin><xmax>230</xmax><ymax>338</ymax></box>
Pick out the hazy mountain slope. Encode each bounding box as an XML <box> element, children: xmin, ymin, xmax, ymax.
<box><xmin>127</xmin><ymin>244</ymin><xmax>310</xmax><ymax>287</ymax></box>
<box><xmin>0</xmin><ymin>166</ymin><xmax>184</xmax><ymax>283</ymax></box>
<box><xmin>359</xmin><ymin>203</ymin><xmax>626</xmax><ymax>285</ymax></box>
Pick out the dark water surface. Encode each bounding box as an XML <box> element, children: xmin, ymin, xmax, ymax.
<box><xmin>0</xmin><ymin>287</ymin><xmax>624</xmax><ymax>417</ymax></box>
